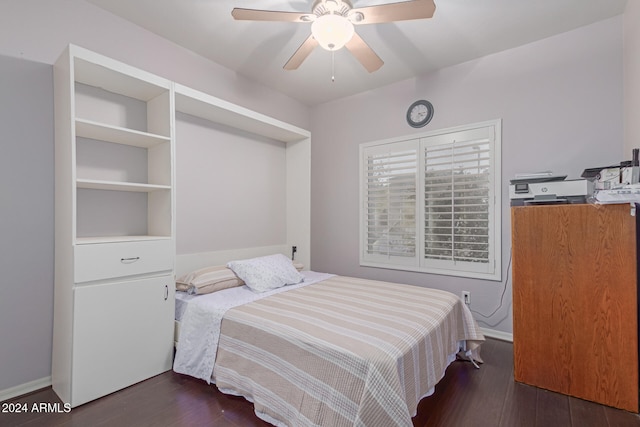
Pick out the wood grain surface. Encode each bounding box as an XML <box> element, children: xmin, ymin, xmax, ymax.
<box><xmin>511</xmin><ymin>203</ymin><xmax>638</xmax><ymax>412</ymax></box>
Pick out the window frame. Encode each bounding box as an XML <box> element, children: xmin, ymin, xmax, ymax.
<box><xmin>359</xmin><ymin>119</ymin><xmax>502</xmax><ymax>281</ymax></box>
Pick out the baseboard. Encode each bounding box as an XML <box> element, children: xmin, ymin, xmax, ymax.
<box><xmin>0</xmin><ymin>376</ymin><xmax>52</xmax><ymax>402</ymax></box>
<box><xmin>480</xmin><ymin>327</ymin><xmax>513</xmax><ymax>342</ymax></box>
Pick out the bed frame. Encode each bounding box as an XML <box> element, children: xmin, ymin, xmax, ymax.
<box><xmin>176</xmin><ymin>245</ymin><xmax>293</xmax><ymax>277</ymax></box>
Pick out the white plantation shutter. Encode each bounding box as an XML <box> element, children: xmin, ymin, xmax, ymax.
<box><xmin>362</xmin><ymin>141</ymin><xmax>418</xmax><ymax>265</ymax></box>
<box><xmin>360</xmin><ymin>120</ymin><xmax>501</xmax><ymax>281</ymax></box>
<box><xmin>421</xmin><ymin>126</ymin><xmax>495</xmax><ymax>274</ymax></box>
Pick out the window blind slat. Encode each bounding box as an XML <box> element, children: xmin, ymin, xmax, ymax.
<box><xmin>423</xmin><ymin>137</ymin><xmax>491</xmax><ymax>264</ymax></box>
<box><xmin>363</xmin><ymin>145</ymin><xmax>417</xmax><ymax>258</ymax></box>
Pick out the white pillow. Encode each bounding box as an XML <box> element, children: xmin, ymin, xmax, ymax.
<box><xmin>227</xmin><ymin>254</ymin><xmax>304</xmax><ymax>293</ymax></box>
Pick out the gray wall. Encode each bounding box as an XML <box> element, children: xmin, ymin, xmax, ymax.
<box><xmin>309</xmin><ymin>16</ymin><xmax>624</xmax><ymax>335</ymax></box>
<box><xmin>0</xmin><ymin>56</ymin><xmax>54</xmax><ymax>391</ymax></box>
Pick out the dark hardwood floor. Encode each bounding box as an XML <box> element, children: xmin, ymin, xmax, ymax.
<box><xmin>2</xmin><ymin>339</ymin><xmax>639</xmax><ymax>427</ymax></box>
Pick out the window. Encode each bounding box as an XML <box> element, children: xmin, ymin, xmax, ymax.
<box><xmin>363</xmin><ymin>140</ymin><xmax>418</xmax><ymax>267</ymax></box>
<box><xmin>360</xmin><ymin>120</ymin><xmax>501</xmax><ymax>280</ymax></box>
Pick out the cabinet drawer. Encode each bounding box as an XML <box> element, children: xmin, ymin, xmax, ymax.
<box><xmin>74</xmin><ymin>239</ymin><xmax>173</xmax><ymax>283</ymax></box>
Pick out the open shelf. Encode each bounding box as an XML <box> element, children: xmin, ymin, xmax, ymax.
<box><xmin>74</xmin><ymin>53</ymin><xmax>169</xmax><ymax>102</ymax></box>
<box><xmin>76</xmin><ymin>178</ymin><xmax>171</xmax><ymax>192</ymax></box>
<box><xmin>76</xmin><ymin>119</ymin><xmax>170</xmax><ymax>148</ymax></box>
<box><xmin>174</xmin><ymin>84</ymin><xmax>309</xmax><ymax>144</ymax></box>
<box><xmin>76</xmin><ymin>235</ymin><xmax>172</xmax><ymax>245</ymax></box>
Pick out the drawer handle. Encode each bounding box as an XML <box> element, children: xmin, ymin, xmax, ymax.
<box><xmin>120</xmin><ymin>257</ymin><xmax>140</xmax><ymax>264</ymax></box>
<box><xmin>164</xmin><ymin>284</ymin><xmax>169</xmax><ymax>301</ymax></box>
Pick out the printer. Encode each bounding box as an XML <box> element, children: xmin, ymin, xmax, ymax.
<box><xmin>509</xmin><ymin>179</ymin><xmax>594</xmax><ymax>206</ymax></box>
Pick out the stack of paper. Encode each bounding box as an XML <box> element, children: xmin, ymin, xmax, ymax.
<box><xmin>593</xmin><ymin>185</ymin><xmax>640</xmax><ymax>204</ymax></box>
<box><xmin>510</xmin><ymin>171</ymin><xmax>567</xmax><ymax>184</ymax></box>
<box><xmin>514</xmin><ymin>171</ymin><xmax>554</xmax><ymax>179</ymax></box>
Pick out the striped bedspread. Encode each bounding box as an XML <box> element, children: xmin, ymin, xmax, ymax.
<box><xmin>213</xmin><ymin>275</ymin><xmax>484</xmax><ymax>427</ymax></box>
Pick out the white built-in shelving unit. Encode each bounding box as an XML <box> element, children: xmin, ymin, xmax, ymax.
<box><xmin>52</xmin><ymin>45</ymin><xmax>175</xmax><ymax>407</ymax></box>
<box><xmin>52</xmin><ymin>45</ymin><xmax>311</xmax><ymax>407</ymax></box>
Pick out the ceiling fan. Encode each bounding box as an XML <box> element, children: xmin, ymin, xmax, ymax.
<box><xmin>231</xmin><ymin>0</ymin><xmax>436</xmax><ymax>73</ymax></box>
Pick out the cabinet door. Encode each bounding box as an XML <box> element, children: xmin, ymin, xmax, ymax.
<box><xmin>71</xmin><ymin>274</ymin><xmax>174</xmax><ymax>407</ymax></box>
<box><xmin>512</xmin><ymin>204</ymin><xmax>638</xmax><ymax>412</ymax></box>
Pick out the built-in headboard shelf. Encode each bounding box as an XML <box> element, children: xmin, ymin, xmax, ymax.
<box><xmin>174</xmin><ymin>83</ymin><xmax>309</xmax><ymax>144</ymax></box>
<box><xmin>176</xmin><ymin>245</ymin><xmax>292</xmax><ymax>277</ymax></box>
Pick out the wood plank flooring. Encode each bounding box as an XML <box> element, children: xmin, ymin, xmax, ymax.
<box><xmin>2</xmin><ymin>339</ymin><xmax>639</xmax><ymax>427</ymax></box>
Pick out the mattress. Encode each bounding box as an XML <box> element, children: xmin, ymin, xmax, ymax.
<box><xmin>173</xmin><ymin>271</ymin><xmax>332</xmax><ymax>380</ymax></box>
<box><xmin>174</xmin><ymin>272</ymin><xmax>484</xmax><ymax>426</ymax></box>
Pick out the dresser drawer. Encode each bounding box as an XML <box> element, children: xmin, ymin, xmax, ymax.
<box><xmin>74</xmin><ymin>239</ymin><xmax>173</xmax><ymax>283</ymax></box>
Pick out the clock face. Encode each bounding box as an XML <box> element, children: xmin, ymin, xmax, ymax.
<box><xmin>407</xmin><ymin>100</ymin><xmax>434</xmax><ymax>128</ymax></box>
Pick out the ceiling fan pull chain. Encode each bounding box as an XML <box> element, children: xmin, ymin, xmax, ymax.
<box><xmin>332</xmin><ymin>51</ymin><xmax>335</xmax><ymax>82</ymax></box>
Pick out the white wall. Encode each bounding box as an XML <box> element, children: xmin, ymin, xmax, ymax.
<box><xmin>309</xmin><ymin>16</ymin><xmax>624</xmax><ymax>335</ymax></box>
<box><xmin>624</xmin><ymin>0</ymin><xmax>640</xmax><ymax>155</ymax></box>
<box><xmin>175</xmin><ymin>113</ymin><xmax>288</xmax><ymax>255</ymax></box>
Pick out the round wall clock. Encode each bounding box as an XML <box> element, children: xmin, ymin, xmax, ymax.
<box><xmin>406</xmin><ymin>100</ymin><xmax>434</xmax><ymax>128</ymax></box>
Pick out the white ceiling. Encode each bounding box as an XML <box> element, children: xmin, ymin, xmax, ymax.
<box><xmin>86</xmin><ymin>0</ymin><xmax>628</xmax><ymax>106</ymax></box>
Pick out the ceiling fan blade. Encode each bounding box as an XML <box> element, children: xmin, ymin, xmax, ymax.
<box><xmin>350</xmin><ymin>0</ymin><xmax>436</xmax><ymax>25</ymax></box>
<box><xmin>345</xmin><ymin>33</ymin><xmax>384</xmax><ymax>73</ymax></box>
<box><xmin>284</xmin><ymin>35</ymin><xmax>319</xmax><ymax>70</ymax></box>
<box><xmin>231</xmin><ymin>8</ymin><xmax>313</xmax><ymax>23</ymax></box>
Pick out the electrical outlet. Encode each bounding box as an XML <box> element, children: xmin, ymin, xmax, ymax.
<box><xmin>461</xmin><ymin>291</ymin><xmax>471</xmax><ymax>306</ymax></box>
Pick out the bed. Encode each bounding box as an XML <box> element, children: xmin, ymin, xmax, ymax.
<box><xmin>173</xmin><ymin>257</ymin><xmax>484</xmax><ymax>427</ymax></box>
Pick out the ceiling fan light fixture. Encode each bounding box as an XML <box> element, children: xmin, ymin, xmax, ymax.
<box><xmin>311</xmin><ymin>14</ymin><xmax>354</xmax><ymax>51</ymax></box>
<box><xmin>233</xmin><ymin>0</ymin><xmax>434</xmax><ymax>72</ymax></box>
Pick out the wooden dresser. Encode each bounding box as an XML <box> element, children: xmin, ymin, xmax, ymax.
<box><xmin>511</xmin><ymin>203</ymin><xmax>638</xmax><ymax>412</ymax></box>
